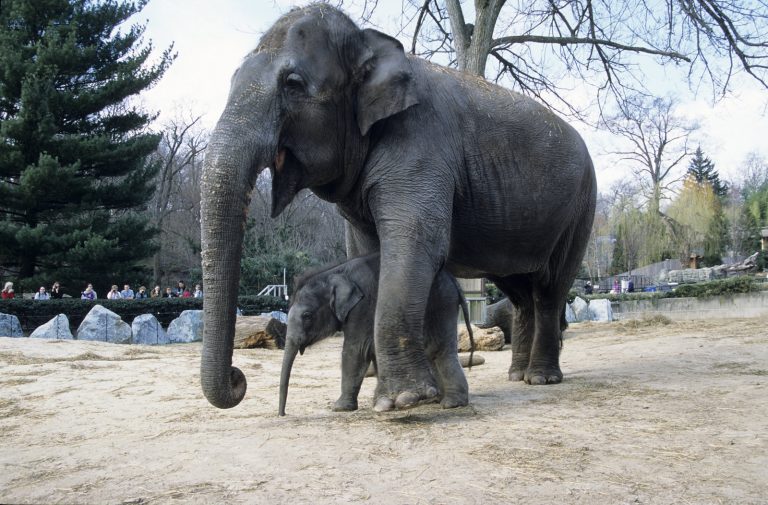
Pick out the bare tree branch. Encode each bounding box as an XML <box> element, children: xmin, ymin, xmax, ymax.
<box><xmin>491</xmin><ymin>34</ymin><xmax>691</xmax><ymax>61</ymax></box>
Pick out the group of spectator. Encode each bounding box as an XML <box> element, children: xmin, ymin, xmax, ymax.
<box><xmin>0</xmin><ymin>280</ymin><xmax>203</xmax><ymax>300</ymax></box>
<box><xmin>98</xmin><ymin>280</ymin><xmax>204</xmax><ymax>300</ymax></box>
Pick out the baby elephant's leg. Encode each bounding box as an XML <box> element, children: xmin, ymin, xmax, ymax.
<box><xmin>333</xmin><ymin>336</ymin><xmax>372</xmax><ymax>411</ymax></box>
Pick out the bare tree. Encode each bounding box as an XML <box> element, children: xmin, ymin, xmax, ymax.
<box><xmin>344</xmin><ymin>0</ymin><xmax>768</xmax><ymax>115</ymax></box>
<box><xmin>149</xmin><ymin>113</ymin><xmax>207</xmax><ymax>284</ymax></box>
<box><xmin>603</xmin><ymin>95</ymin><xmax>698</xmax><ymax>215</ymax></box>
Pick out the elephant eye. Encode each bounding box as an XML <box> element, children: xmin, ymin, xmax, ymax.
<box><xmin>301</xmin><ymin>311</ymin><xmax>312</xmax><ymax>320</ymax></box>
<box><xmin>284</xmin><ymin>72</ymin><xmax>306</xmax><ymax>93</ymax></box>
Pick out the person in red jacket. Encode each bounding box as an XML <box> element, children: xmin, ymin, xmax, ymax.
<box><xmin>1</xmin><ymin>282</ymin><xmax>14</xmax><ymax>299</ymax></box>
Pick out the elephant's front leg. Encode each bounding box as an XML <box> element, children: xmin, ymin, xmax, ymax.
<box><xmin>333</xmin><ymin>337</ymin><xmax>372</xmax><ymax>412</ymax></box>
<box><xmin>373</xmin><ymin>276</ymin><xmax>439</xmax><ymax>411</ymax></box>
<box><xmin>372</xmin><ymin>238</ymin><xmax>449</xmax><ymax>411</ymax></box>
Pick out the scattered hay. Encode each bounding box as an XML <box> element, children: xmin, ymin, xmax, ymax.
<box><xmin>0</xmin><ymin>350</ymin><xmax>157</xmax><ymax>366</ymax></box>
<box><xmin>122</xmin><ymin>347</ymin><xmax>161</xmax><ymax>358</ymax></box>
<box><xmin>0</xmin><ymin>398</ymin><xmax>30</xmax><ymax>418</ymax></box>
<box><xmin>617</xmin><ymin>315</ymin><xmax>673</xmax><ymax>331</ymax></box>
<box><xmin>0</xmin><ymin>377</ymin><xmax>35</xmax><ymax>386</ymax></box>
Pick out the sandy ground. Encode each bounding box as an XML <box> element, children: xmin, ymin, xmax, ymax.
<box><xmin>1</xmin><ymin>318</ymin><xmax>767</xmax><ymax>505</ymax></box>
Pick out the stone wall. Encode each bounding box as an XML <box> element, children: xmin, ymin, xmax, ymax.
<box><xmin>612</xmin><ymin>291</ymin><xmax>768</xmax><ymax>321</ymax></box>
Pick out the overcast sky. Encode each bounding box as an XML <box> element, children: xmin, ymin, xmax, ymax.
<box><xmin>133</xmin><ymin>0</ymin><xmax>768</xmax><ymax>192</ymax></box>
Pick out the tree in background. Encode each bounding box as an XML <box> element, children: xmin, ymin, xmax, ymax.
<box><xmin>354</xmin><ymin>0</ymin><xmax>768</xmax><ymax>114</ymax></box>
<box><xmin>717</xmin><ymin>153</ymin><xmax>768</xmax><ymax>259</ymax></box>
<box><xmin>667</xmin><ymin>175</ymin><xmax>727</xmax><ymax>265</ymax></box>
<box><xmin>688</xmin><ymin>147</ymin><xmax>729</xmax><ymax>199</ymax></box>
<box><xmin>147</xmin><ymin>112</ymin><xmax>206</xmax><ymax>285</ymax></box>
<box><xmin>0</xmin><ymin>0</ymin><xmax>174</xmax><ymax>293</ymax></box>
<box><xmin>604</xmin><ymin>95</ymin><xmax>697</xmax><ymax>216</ymax></box>
<box><xmin>741</xmin><ymin>156</ymin><xmax>768</xmax><ymax>253</ymax></box>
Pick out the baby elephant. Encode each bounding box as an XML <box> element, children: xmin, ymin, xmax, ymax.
<box><xmin>279</xmin><ymin>254</ymin><xmax>472</xmax><ymax>415</ymax></box>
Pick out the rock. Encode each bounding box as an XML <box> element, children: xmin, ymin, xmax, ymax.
<box><xmin>76</xmin><ymin>305</ymin><xmax>132</xmax><ymax>344</ymax></box>
<box><xmin>571</xmin><ymin>296</ymin><xmax>592</xmax><ymax>322</ymax></box>
<box><xmin>458</xmin><ymin>324</ymin><xmax>505</xmax><ymax>352</ymax></box>
<box><xmin>30</xmin><ymin>314</ymin><xmax>73</xmax><ymax>340</ymax></box>
<box><xmin>260</xmin><ymin>310</ymin><xmax>288</xmax><ymax>324</ymax></box>
<box><xmin>0</xmin><ymin>313</ymin><xmax>23</xmax><ymax>338</ymax></box>
<box><xmin>131</xmin><ymin>314</ymin><xmax>169</xmax><ymax>345</ymax></box>
<box><xmin>459</xmin><ymin>353</ymin><xmax>485</xmax><ymax>367</ymax></box>
<box><xmin>167</xmin><ymin>310</ymin><xmax>203</xmax><ymax>343</ymax></box>
<box><xmin>589</xmin><ymin>299</ymin><xmax>613</xmax><ymax>322</ymax></box>
<box><xmin>565</xmin><ymin>303</ymin><xmax>577</xmax><ymax>323</ymax></box>
<box><xmin>234</xmin><ymin>316</ymin><xmax>286</xmax><ymax>350</ymax></box>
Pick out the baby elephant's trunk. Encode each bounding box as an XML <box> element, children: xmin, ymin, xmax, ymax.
<box><xmin>278</xmin><ymin>341</ymin><xmax>300</xmax><ymax>416</ymax></box>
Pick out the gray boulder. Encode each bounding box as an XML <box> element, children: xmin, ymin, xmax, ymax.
<box><xmin>571</xmin><ymin>296</ymin><xmax>592</xmax><ymax>322</ymax></box>
<box><xmin>565</xmin><ymin>303</ymin><xmax>577</xmax><ymax>323</ymax></box>
<box><xmin>167</xmin><ymin>310</ymin><xmax>203</xmax><ymax>343</ymax></box>
<box><xmin>30</xmin><ymin>314</ymin><xmax>73</xmax><ymax>340</ymax></box>
<box><xmin>131</xmin><ymin>314</ymin><xmax>169</xmax><ymax>345</ymax></box>
<box><xmin>589</xmin><ymin>299</ymin><xmax>613</xmax><ymax>322</ymax></box>
<box><xmin>76</xmin><ymin>305</ymin><xmax>132</xmax><ymax>344</ymax></box>
<box><xmin>0</xmin><ymin>313</ymin><xmax>23</xmax><ymax>338</ymax></box>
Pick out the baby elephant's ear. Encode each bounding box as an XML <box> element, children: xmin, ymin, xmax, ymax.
<box><xmin>329</xmin><ymin>274</ymin><xmax>364</xmax><ymax>323</ymax></box>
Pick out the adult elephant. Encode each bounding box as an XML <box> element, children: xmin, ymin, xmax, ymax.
<box><xmin>200</xmin><ymin>5</ymin><xmax>596</xmax><ymax>411</ymax></box>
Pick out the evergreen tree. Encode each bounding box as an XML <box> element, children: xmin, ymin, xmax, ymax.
<box><xmin>687</xmin><ymin>147</ymin><xmax>729</xmax><ymax>199</ymax></box>
<box><xmin>0</xmin><ymin>0</ymin><xmax>174</xmax><ymax>293</ymax></box>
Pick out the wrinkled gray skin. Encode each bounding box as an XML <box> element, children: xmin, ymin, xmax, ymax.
<box><xmin>200</xmin><ymin>5</ymin><xmax>596</xmax><ymax>411</ymax></box>
<box><xmin>279</xmin><ymin>254</ymin><xmax>472</xmax><ymax>416</ymax></box>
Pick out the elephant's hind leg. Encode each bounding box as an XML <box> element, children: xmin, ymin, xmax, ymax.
<box><xmin>522</xmin><ymin>193</ymin><xmax>594</xmax><ymax>385</ymax></box>
<box><xmin>492</xmin><ymin>276</ymin><xmax>537</xmax><ymax>382</ymax></box>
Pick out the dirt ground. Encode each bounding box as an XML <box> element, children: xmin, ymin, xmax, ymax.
<box><xmin>1</xmin><ymin>318</ymin><xmax>766</xmax><ymax>505</ymax></box>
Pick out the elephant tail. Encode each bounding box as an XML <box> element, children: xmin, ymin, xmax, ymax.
<box><xmin>452</xmin><ymin>277</ymin><xmax>475</xmax><ymax>369</ymax></box>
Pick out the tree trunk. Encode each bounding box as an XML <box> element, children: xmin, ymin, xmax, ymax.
<box><xmin>446</xmin><ymin>0</ymin><xmax>505</xmax><ymax>77</ymax></box>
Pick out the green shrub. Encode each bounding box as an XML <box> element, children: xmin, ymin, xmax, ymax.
<box><xmin>668</xmin><ymin>276</ymin><xmax>756</xmax><ymax>298</ymax></box>
<box><xmin>236</xmin><ymin>295</ymin><xmax>288</xmax><ymax>315</ymax></box>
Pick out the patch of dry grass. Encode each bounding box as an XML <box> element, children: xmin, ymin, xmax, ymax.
<box><xmin>0</xmin><ymin>398</ymin><xmax>30</xmax><ymax>418</ymax></box>
<box><xmin>0</xmin><ymin>377</ymin><xmax>35</xmax><ymax>386</ymax></box>
<box><xmin>0</xmin><ymin>350</ymin><xmax>157</xmax><ymax>366</ymax></box>
<box><xmin>616</xmin><ymin>315</ymin><xmax>673</xmax><ymax>331</ymax></box>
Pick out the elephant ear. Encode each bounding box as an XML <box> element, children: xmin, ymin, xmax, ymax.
<box><xmin>355</xmin><ymin>28</ymin><xmax>419</xmax><ymax>136</ymax></box>
<box><xmin>329</xmin><ymin>274</ymin><xmax>364</xmax><ymax>323</ymax></box>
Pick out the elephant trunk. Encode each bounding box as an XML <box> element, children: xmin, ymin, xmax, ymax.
<box><xmin>278</xmin><ymin>340</ymin><xmax>300</xmax><ymax>416</ymax></box>
<box><xmin>200</xmin><ymin>115</ymin><xmax>275</xmax><ymax>409</ymax></box>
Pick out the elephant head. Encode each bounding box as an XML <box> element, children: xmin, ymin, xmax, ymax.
<box><xmin>200</xmin><ymin>5</ymin><xmax>418</xmax><ymax>408</ymax></box>
<box><xmin>278</xmin><ymin>271</ymin><xmax>364</xmax><ymax>416</ymax></box>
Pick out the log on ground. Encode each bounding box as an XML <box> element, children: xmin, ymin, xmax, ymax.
<box><xmin>234</xmin><ymin>316</ymin><xmax>286</xmax><ymax>350</ymax></box>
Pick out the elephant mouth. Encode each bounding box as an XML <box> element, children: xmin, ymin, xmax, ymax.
<box><xmin>270</xmin><ymin>147</ymin><xmax>304</xmax><ymax>218</ymax></box>
<box><xmin>274</xmin><ymin>148</ymin><xmax>286</xmax><ymax>173</ymax></box>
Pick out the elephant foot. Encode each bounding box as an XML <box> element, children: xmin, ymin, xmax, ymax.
<box><xmin>373</xmin><ymin>384</ymin><xmax>439</xmax><ymax>412</ymax></box>
<box><xmin>332</xmin><ymin>398</ymin><xmax>358</xmax><ymax>412</ymax></box>
<box><xmin>508</xmin><ymin>356</ymin><xmax>529</xmax><ymax>382</ymax></box>
<box><xmin>440</xmin><ymin>392</ymin><xmax>469</xmax><ymax>409</ymax></box>
<box><xmin>373</xmin><ymin>355</ymin><xmax>440</xmax><ymax>412</ymax></box>
<box><xmin>508</xmin><ymin>367</ymin><xmax>526</xmax><ymax>382</ymax></box>
<box><xmin>523</xmin><ymin>366</ymin><xmax>562</xmax><ymax>385</ymax></box>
